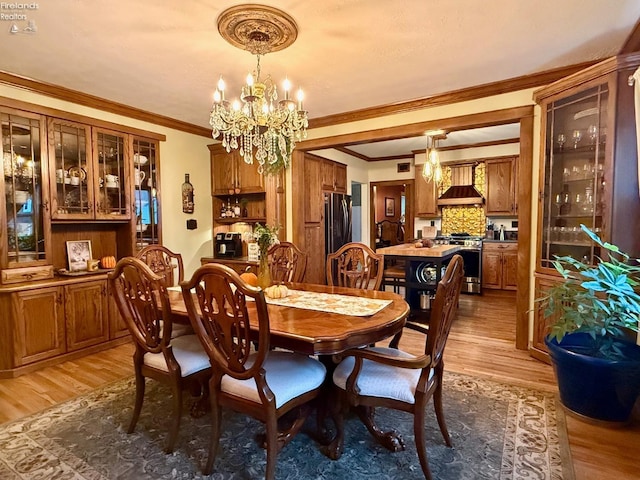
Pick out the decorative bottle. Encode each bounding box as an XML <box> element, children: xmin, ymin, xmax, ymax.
<box><xmin>181</xmin><ymin>174</ymin><xmax>194</xmax><ymax>214</ymax></box>
<box><xmin>234</xmin><ymin>198</ymin><xmax>241</xmax><ymax>217</ymax></box>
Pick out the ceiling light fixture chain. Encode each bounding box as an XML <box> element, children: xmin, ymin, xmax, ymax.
<box><xmin>210</xmin><ymin>5</ymin><xmax>308</xmax><ymax>175</ymax></box>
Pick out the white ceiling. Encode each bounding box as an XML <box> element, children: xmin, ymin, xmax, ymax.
<box><xmin>1</xmin><ymin>1</ymin><xmax>638</xmax><ymax>156</ymax></box>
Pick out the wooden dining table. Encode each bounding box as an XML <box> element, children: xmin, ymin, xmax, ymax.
<box><xmin>168</xmin><ymin>282</ymin><xmax>409</xmax><ymax>356</ymax></box>
<box><xmin>166</xmin><ymin>281</ymin><xmax>410</xmax><ymax>459</ymax></box>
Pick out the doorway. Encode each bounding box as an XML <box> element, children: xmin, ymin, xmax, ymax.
<box><xmin>370</xmin><ymin>180</ymin><xmax>414</xmax><ymax>248</ymax></box>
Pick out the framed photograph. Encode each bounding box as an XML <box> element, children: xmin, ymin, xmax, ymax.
<box><xmin>66</xmin><ymin>240</ymin><xmax>92</xmax><ymax>271</ymax></box>
<box><xmin>385</xmin><ymin>197</ymin><xmax>395</xmax><ymax>217</ymax></box>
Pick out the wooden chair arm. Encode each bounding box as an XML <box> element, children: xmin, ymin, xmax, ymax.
<box><xmin>339</xmin><ymin>347</ymin><xmax>431</xmax><ymax>369</ymax></box>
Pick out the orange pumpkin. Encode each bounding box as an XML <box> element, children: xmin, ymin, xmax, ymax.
<box><xmin>240</xmin><ymin>272</ymin><xmax>258</xmax><ymax>287</ymax></box>
<box><xmin>100</xmin><ymin>256</ymin><xmax>116</xmax><ymax>269</ymax></box>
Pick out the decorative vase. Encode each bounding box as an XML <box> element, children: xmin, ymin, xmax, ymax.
<box><xmin>257</xmin><ymin>251</ymin><xmax>272</xmax><ymax>289</ymax></box>
<box><xmin>545</xmin><ymin>333</ymin><xmax>640</xmax><ymax>423</ymax></box>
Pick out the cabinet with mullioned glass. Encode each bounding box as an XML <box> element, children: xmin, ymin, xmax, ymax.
<box><xmin>0</xmin><ymin>107</ymin><xmax>52</xmax><ymax>284</ymax></box>
<box><xmin>531</xmin><ymin>53</ymin><xmax>640</xmax><ymax>362</ymax></box>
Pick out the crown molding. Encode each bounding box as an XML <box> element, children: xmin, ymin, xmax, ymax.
<box><xmin>0</xmin><ymin>71</ymin><xmax>212</xmax><ymax>138</ymax></box>
<box><xmin>307</xmin><ymin>60</ymin><xmax>601</xmax><ymax>129</ymax></box>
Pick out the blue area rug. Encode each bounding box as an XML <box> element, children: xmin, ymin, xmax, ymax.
<box><xmin>0</xmin><ymin>371</ymin><xmax>574</xmax><ymax>479</ymax></box>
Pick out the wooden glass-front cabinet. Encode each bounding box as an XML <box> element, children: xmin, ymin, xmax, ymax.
<box><xmin>1</xmin><ymin>108</ymin><xmax>51</xmax><ymax>278</ymax></box>
<box><xmin>48</xmin><ymin>120</ymin><xmax>130</xmax><ymax>220</ymax></box>
<box><xmin>531</xmin><ymin>53</ymin><xmax>640</xmax><ymax>362</ymax></box>
<box><xmin>132</xmin><ymin>137</ymin><xmax>161</xmax><ymax>251</ymax></box>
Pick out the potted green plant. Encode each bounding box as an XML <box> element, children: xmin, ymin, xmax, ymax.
<box><xmin>538</xmin><ymin>224</ymin><xmax>640</xmax><ymax>423</ymax></box>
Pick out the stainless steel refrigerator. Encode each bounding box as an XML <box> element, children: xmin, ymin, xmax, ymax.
<box><xmin>324</xmin><ymin>192</ymin><xmax>352</xmax><ymax>254</ymax></box>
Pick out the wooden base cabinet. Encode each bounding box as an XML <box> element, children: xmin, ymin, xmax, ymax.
<box><xmin>0</xmin><ymin>276</ymin><xmax>129</xmax><ymax>378</ymax></box>
<box><xmin>482</xmin><ymin>242</ymin><xmax>517</xmax><ymax>290</ymax></box>
<box><xmin>530</xmin><ymin>275</ymin><xmax>561</xmax><ymax>364</ymax></box>
<box><xmin>64</xmin><ymin>280</ymin><xmax>109</xmax><ymax>352</ymax></box>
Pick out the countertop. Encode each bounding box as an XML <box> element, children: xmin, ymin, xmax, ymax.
<box><xmin>201</xmin><ymin>256</ymin><xmax>258</xmax><ymax>265</ymax></box>
<box><xmin>376</xmin><ymin>244</ymin><xmax>460</xmax><ymax>258</ymax></box>
<box><xmin>483</xmin><ymin>239</ymin><xmax>518</xmax><ymax>244</ymax></box>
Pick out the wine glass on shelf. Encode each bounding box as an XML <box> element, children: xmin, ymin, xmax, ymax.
<box><xmin>588</xmin><ymin>125</ymin><xmax>598</xmax><ymax>146</ymax></box>
<box><xmin>572</xmin><ymin>129</ymin><xmax>582</xmax><ymax>149</ymax></box>
<box><xmin>557</xmin><ymin>133</ymin><xmax>566</xmax><ymax>151</ymax></box>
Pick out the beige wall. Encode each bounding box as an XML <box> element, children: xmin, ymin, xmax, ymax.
<box><xmin>0</xmin><ymin>84</ymin><xmax>213</xmax><ymax>277</ymax></box>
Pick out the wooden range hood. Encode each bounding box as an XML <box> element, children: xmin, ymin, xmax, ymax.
<box><xmin>437</xmin><ymin>164</ymin><xmax>484</xmax><ymax>206</ymax></box>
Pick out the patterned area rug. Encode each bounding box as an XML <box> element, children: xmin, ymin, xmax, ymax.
<box><xmin>0</xmin><ymin>372</ymin><xmax>574</xmax><ymax>479</ymax></box>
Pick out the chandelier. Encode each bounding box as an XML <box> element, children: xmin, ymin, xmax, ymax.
<box><xmin>422</xmin><ymin>130</ymin><xmax>445</xmax><ymax>184</ymax></box>
<box><xmin>210</xmin><ymin>5</ymin><xmax>308</xmax><ymax>174</ymax></box>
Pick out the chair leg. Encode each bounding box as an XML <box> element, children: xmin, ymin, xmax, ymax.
<box><xmin>165</xmin><ymin>381</ymin><xmax>183</xmax><ymax>453</ymax></box>
<box><xmin>433</xmin><ymin>372</ymin><xmax>452</xmax><ymax>447</ymax></box>
<box><xmin>203</xmin><ymin>385</ymin><xmax>221</xmax><ymax>475</ymax></box>
<box><xmin>128</xmin><ymin>366</ymin><xmax>145</xmax><ymax>434</ymax></box>
<box><xmin>414</xmin><ymin>403</ymin><xmax>433</xmax><ymax>480</ymax></box>
<box><xmin>264</xmin><ymin>411</ymin><xmax>278</xmax><ymax>480</ymax></box>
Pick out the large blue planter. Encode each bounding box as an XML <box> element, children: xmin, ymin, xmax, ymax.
<box><xmin>545</xmin><ymin>333</ymin><xmax>640</xmax><ymax>423</ymax></box>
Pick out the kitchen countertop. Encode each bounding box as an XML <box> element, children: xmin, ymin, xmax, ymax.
<box><xmin>376</xmin><ymin>244</ymin><xmax>460</xmax><ymax>258</ymax></box>
<box><xmin>483</xmin><ymin>239</ymin><xmax>518</xmax><ymax>243</ymax></box>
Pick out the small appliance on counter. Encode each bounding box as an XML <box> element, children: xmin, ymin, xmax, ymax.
<box><xmin>214</xmin><ymin>232</ymin><xmax>243</xmax><ymax>258</ymax></box>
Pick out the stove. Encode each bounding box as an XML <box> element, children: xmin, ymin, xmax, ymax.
<box><xmin>434</xmin><ymin>233</ymin><xmax>483</xmax><ymax>294</ymax></box>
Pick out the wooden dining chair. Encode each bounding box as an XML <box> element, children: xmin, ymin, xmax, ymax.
<box><xmin>135</xmin><ymin>244</ymin><xmax>184</xmax><ymax>288</ymax></box>
<box><xmin>181</xmin><ymin>263</ymin><xmax>327</xmax><ymax>479</ymax></box>
<box><xmin>326</xmin><ymin>242</ymin><xmax>384</xmax><ymax>290</ymax></box>
<box><xmin>268</xmin><ymin>241</ymin><xmax>308</xmax><ymax>283</ymax></box>
<box><xmin>135</xmin><ymin>245</ymin><xmax>193</xmax><ymax>337</ymax></box>
<box><xmin>331</xmin><ymin>254</ymin><xmax>465</xmax><ymax>480</ymax></box>
<box><xmin>107</xmin><ymin>257</ymin><xmax>211</xmax><ymax>454</ymax></box>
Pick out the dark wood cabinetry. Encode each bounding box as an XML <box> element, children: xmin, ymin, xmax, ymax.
<box><xmin>293</xmin><ymin>154</ymin><xmax>349</xmax><ymax>285</ymax></box>
<box><xmin>414</xmin><ymin>165</ymin><xmax>438</xmax><ymax>217</ymax></box>
<box><xmin>211</xmin><ymin>145</ymin><xmax>264</xmax><ymax>195</ymax></box>
<box><xmin>485</xmin><ymin>157</ymin><xmax>517</xmax><ymax>215</ymax></box>
<box><xmin>321</xmin><ymin>158</ymin><xmax>347</xmax><ymax>193</ymax></box>
<box><xmin>530</xmin><ymin>53</ymin><xmax>640</xmax><ymax>362</ymax></box>
<box><xmin>482</xmin><ymin>242</ymin><xmax>517</xmax><ymax>290</ymax></box>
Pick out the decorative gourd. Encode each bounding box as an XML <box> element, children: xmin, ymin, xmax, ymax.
<box><xmin>240</xmin><ymin>272</ymin><xmax>258</xmax><ymax>287</ymax></box>
<box><xmin>100</xmin><ymin>256</ymin><xmax>116</xmax><ymax>269</ymax></box>
<box><xmin>264</xmin><ymin>284</ymin><xmax>289</xmax><ymax>299</ymax></box>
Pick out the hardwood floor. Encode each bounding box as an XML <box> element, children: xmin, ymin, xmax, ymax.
<box><xmin>1</xmin><ymin>289</ymin><xmax>639</xmax><ymax>479</ymax></box>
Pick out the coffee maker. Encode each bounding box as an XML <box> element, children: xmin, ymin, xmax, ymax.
<box><xmin>214</xmin><ymin>232</ymin><xmax>243</xmax><ymax>258</ymax></box>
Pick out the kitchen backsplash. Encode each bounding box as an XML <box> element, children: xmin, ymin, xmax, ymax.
<box><xmin>440</xmin><ymin>163</ymin><xmax>486</xmax><ymax>236</ymax></box>
<box><xmin>441</xmin><ymin>206</ymin><xmax>485</xmax><ymax>236</ymax></box>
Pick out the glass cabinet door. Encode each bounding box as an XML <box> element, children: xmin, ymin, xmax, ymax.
<box><xmin>133</xmin><ymin>137</ymin><xmax>160</xmax><ymax>251</ymax></box>
<box><xmin>94</xmin><ymin>128</ymin><xmax>129</xmax><ymax>219</ymax></box>
<box><xmin>48</xmin><ymin>119</ymin><xmax>93</xmax><ymax>219</ymax></box>
<box><xmin>2</xmin><ymin>109</ymin><xmax>49</xmax><ymax>266</ymax></box>
<box><xmin>539</xmin><ymin>84</ymin><xmax>607</xmax><ymax>269</ymax></box>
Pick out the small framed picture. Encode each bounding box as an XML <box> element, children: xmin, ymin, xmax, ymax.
<box><xmin>66</xmin><ymin>240</ymin><xmax>92</xmax><ymax>271</ymax></box>
<box><xmin>385</xmin><ymin>197</ymin><xmax>395</xmax><ymax>217</ymax></box>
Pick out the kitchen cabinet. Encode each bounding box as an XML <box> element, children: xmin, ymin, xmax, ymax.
<box><xmin>482</xmin><ymin>242</ymin><xmax>517</xmax><ymax>290</ymax></box>
<box><xmin>208</xmin><ymin>143</ymin><xmax>285</xmax><ymax>249</ymax></box>
<box><xmin>531</xmin><ymin>53</ymin><xmax>640</xmax><ymax>361</ymax></box>
<box><xmin>211</xmin><ymin>145</ymin><xmax>264</xmax><ymax>195</ymax></box>
<box><xmin>321</xmin><ymin>159</ymin><xmax>347</xmax><ymax>193</ymax></box>
<box><xmin>485</xmin><ymin>157</ymin><xmax>517</xmax><ymax>215</ymax></box>
<box><xmin>48</xmin><ymin>121</ymin><xmax>131</xmax><ymax>220</ymax></box>
<box><xmin>414</xmin><ymin>164</ymin><xmax>438</xmax><ymax>217</ymax></box>
<box><xmin>1</xmin><ymin>108</ymin><xmax>53</xmax><ymax>284</ymax></box>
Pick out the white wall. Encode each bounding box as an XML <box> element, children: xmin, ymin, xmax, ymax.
<box><xmin>0</xmin><ymin>84</ymin><xmax>213</xmax><ymax>277</ymax></box>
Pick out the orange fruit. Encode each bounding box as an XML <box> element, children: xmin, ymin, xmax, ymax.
<box><xmin>240</xmin><ymin>272</ymin><xmax>258</xmax><ymax>287</ymax></box>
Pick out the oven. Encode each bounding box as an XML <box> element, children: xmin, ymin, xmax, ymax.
<box><xmin>435</xmin><ymin>235</ymin><xmax>483</xmax><ymax>294</ymax></box>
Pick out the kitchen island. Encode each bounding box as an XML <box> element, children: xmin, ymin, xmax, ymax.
<box><xmin>377</xmin><ymin>243</ymin><xmax>460</xmax><ymax>323</ymax></box>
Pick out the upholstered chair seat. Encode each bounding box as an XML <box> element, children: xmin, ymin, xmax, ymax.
<box><xmin>143</xmin><ymin>334</ymin><xmax>212</xmax><ymax>376</ymax></box>
<box><xmin>333</xmin><ymin>347</ymin><xmax>435</xmax><ymax>404</ymax></box>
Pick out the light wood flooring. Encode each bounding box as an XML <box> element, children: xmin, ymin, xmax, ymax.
<box><xmin>0</xmin><ymin>289</ymin><xmax>639</xmax><ymax>479</ymax></box>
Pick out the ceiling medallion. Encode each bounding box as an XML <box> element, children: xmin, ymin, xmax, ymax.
<box><xmin>211</xmin><ymin>5</ymin><xmax>307</xmax><ymax>175</ymax></box>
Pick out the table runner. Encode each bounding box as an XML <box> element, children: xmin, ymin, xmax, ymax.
<box><xmin>167</xmin><ymin>286</ymin><xmax>392</xmax><ymax>316</ymax></box>
<box><xmin>264</xmin><ymin>289</ymin><xmax>392</xmax><ymax>316</ymax></box>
